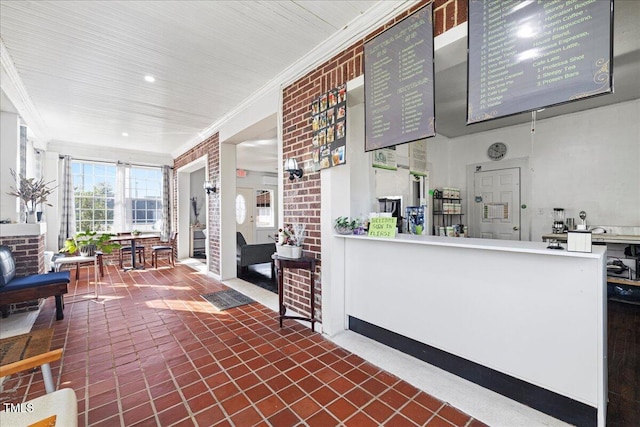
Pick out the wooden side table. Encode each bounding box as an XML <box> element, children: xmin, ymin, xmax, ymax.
<box><xmin>54</xmin><ymin>255</ymin><xmax>99</xmax><ymax>301</ymax></box>
<box><xmin>272</xmin><ymin>254</ymin><xmax>317</xmax><ymax>330</ymax></box>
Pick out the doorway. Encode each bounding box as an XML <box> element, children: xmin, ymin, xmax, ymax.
<box><xmin>176</xmin><ymin>156</ymin><xmax>208</xmax><ymax>264</ymax></box>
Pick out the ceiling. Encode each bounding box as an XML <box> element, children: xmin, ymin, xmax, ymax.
<box><xmin>1</xmin><ymin>1</ymin><xmax>639</xmax><ymax>173</ymax></box>
<box><xmin>0</xmin><ymin>0</ymin><xmax>380</xmax><ymax>172</ymax></box>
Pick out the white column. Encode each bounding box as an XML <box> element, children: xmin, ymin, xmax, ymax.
<box><xmin>219</xmin><ymin>141</ymin><xmax>237</xmax><ymax>280</ymax></box>
<box><xmin>0</xmin><ymin>112</ymin><xmax>20</xmax><ymax>222</ymax></box>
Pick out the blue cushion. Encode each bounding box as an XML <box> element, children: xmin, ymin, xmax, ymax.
<box><xmin>0</xmin><ymin>271</ymin><xmax>70</xmax><ymax>292</ymax></box>
<box><xmin>0</xmin><ymin>246</ymin><xmax>16</xmax><ymax>288</ymax></box>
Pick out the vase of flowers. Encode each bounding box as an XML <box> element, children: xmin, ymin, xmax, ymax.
<box><xmin>275</xmin><ymin>223</ymin><xmax>306</xmax><ymax>259</ymax></box>
<box><xmin>6</xmin><ymin>169</ymin><xmax>56</xmax><ymax>223</ymax></box>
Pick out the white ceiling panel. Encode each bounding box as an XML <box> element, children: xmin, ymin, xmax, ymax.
<box><xmin>0</xmin><ymin>0</ymin><xmax>379</xmax><ymax>156</ymax></box>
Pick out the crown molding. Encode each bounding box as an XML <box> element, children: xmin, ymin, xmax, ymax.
<box><xmin>172</xmin><ymin>0</ymin><xmax>417</xmax><ymax>158</ymax></box>
<box><xmin>0</xmin><ymin>39</ymin><xmax>50</xmax><ymax>148</ymax></box>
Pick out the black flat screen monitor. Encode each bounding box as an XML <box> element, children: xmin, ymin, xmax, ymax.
<box><xmin>467</xmin><ymin>0</ymin><xmax>613</xmax><ymax>124</ymax></box>
<box><xmin>364</xmin><ymin>4</ymin><xmax>435</xmax><ymax>152</ymax></box>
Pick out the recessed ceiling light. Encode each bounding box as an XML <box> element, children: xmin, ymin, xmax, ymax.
<box><xmin>144</xmin><ymin>75</ymin><xmax>155</xmax><ymax>83</ymax></box>
<box><xmin>122</xmin><ymin>132</ymin><xmax>129</xmax><ymax>137</ymax></box>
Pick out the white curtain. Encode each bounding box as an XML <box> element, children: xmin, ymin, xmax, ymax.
<box><xmin>58</xmin><ymin>156</ymin><xmax>76</xmax><ymax>248</ymax></box>
<box><xmin>161</xmin><ymin>165</ymin><xmax>171</xmax><ymax>241</ymax></box>
<box><xmin>114</xmin><ymin>162</ymin><xmax>131</xmax><ymax>231</ymax></box>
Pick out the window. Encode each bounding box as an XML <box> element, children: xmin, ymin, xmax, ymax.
<box><xmin>72</xmin><ymin>161</ymin><xmax>163</xmax><ymax>232</ymax></box>
<box><xmin>128</xmin><ymin>167</ymin><xmax>163</xmax><ymax>229</ymax></box>
<box><xmin>235</xmin><ymin>194</ymin><xmax>246</xmax><ymax>225</ymax></box>
<box><xmin>72</xmin><ymin>162</ymin><xmax>116</xmax><ymax>232</ymax></box>
<box><xmin>255</xmin><ymin>189</ymin><xmax>274</xmax><ymax>228</ymax></box>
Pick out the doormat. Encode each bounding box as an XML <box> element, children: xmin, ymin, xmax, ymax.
<box><xmin>0</xmin><ymin>328</ymin><xmax>53</xmax><ymax>366</ymax></box>
<box><xmin>201</xmin><ymin>289</ymin><xmax>255</xmax><ymax>311</ymax></box>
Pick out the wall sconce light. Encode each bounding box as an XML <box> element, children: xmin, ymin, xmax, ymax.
<box><xmin>203</xmin><ymin>180</ymin><xmax>217</xmax><ymax>195</ymax></box>
<box><xmin>284</xmin><ymin>158</ymin><xmax>303</xmax><ymax>181</ymax></box>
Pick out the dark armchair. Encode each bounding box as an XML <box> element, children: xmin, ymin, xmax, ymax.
<box><xmin>236</xmin><ymin>232</ymin><xmax>275</xmax><ymax>276</ymax></box>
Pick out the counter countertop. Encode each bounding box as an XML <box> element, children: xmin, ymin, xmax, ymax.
<box><xmin>335</xmin><ymin>233</ymin><xmax>606</xmax><ymax>259</ymax></box>
<box><xmin>541</xmin><ymin>233</ymin><xmax>640</xmax><ymax>244</ymax></box>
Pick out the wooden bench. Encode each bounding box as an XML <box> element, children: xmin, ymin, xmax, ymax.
<box><xmin>0</xmin><ymin>246</ymin><xmax>70</xmax><ymax>320</ymax></box>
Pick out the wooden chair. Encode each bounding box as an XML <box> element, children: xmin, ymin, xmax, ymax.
<box><xmin>0</xmin><ymin>388</ymin><xmax>77</xmax><ymax>426</ymax></box>
<box><xmin>0</xmin><ymin>348</ymin><xmax>63</xmax><ymax>394</ymax></box>
<box><xmin>0</xmin><ymin>331</ymin><xmax>77</xmax><ymax>425</ymax></box>
<box><xmin>119</xmin><ymin>245</ymin><xmax>145</xmax><ymax>268</ymax></box>
<box><xmin>152</xmin><ymin>231</ymin><xmax>177</xmax><ymax>268</ymax></box>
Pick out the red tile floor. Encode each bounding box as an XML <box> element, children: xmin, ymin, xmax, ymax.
<box><xmin>1</xmin><ymin>262</ymin><xmax>488</xmax><ymax>426</ymax></box>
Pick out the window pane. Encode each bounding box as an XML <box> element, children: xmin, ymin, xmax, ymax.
<box><xmin>236</xmin><ymin>195</ymin><xmax>246</xmax><ymax>224</ymax></box>
<box><xmin>255</xmin><ymin>189</ymin><xmax>274</xmax><ymax>228</ymax></box>
<box><xmin>128</xmin><ymin>167</ymin><xmax>162</xmax><ymax>228</ymax></box>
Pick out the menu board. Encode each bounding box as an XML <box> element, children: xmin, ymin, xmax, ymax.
<box><xmin>364</xmin><ymin>4</ymin><xmax>435</xmax><ymax>152</ymax></box>
<box><xmin>468</xmin><ymin>0</ymin><xmax>613</xmax><ymax>124</ymax></box>
<box><xmin>312</xmin><ymin>85</ymin><xmax>347</xmax><ymax>170</ymax></box>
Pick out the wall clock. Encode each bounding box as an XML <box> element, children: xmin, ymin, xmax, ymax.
<box><xmin>487</xmin><ymin>142</ymin><xmax>507</xmax><ymax>161</ymax></box>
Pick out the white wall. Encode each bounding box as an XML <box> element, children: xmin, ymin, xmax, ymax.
<box><xmin>47</xmin><ymin>141</ymin><xmax>173</xmax><ymax>166</ymax></box>
<box><xmin>0</xmin><ymin>112</ymin><xmax>20</xmax><ymax>221</ymax></box>
<box><xmin>427</xmin><ymin>99</ymin><xmax>640</xmax><ymax>241</ymax></box>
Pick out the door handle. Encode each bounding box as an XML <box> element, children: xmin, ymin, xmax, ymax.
<box><xmin>513</xmin><ymin>226</ymin><xmax>519</xmax><ymax>231</ymax></box>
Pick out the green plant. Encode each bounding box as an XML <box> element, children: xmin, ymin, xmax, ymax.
<box><xmin>6</xmin><ymin>169</ymin><xmax>57</xmax><ymax>213</ymax></box>
<box><xmin>334</xmin><ymin>216</ymin><xmax>362</xmax><ymax>235</ymax></box>
<box><xmin>334</xmin><ymin>216</ymin><xmax>360</xmax><ymax>229</ymax></box>
<box><xmin>60</xmin><ymin>230</ymin><xmax>121</xmax><ymax>255</ymax></box>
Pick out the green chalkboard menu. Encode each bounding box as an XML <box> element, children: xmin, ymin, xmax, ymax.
<box><xmin>364</xmin><ymin>4</ymin><xmax>435</xmax><ymax>152</ymax></box>
<box><xmin>467</xmin><ymin>0</ymin><xmax>613</xmax><ymax>124</ymax></box>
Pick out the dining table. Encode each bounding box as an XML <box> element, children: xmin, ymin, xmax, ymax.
<box><xmin>111</xmin><ymin>233</ymin><xmax>159</xmax><ymax>270</ymax></box>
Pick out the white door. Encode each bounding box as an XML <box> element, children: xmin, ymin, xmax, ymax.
<box><xmin>236</xmin><ymin>187</ymin><xmax>255</xmax><ymax>243</ymax></box>
<box><xmin>472</xmin><ymin>168</ymin><xmax>521</xmax><ymax>240</ymax></box>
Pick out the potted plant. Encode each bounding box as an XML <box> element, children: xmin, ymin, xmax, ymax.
<box><xmin>276</xmin><ymin>223</ymin><xmax>306</xmax><ymax>258</ymax></box>
<box><xmin>334</xmin><ymin>216</ymin><xmax>361</xmax><ymax>235</ymax></box>
<box><xmin>6</xmin><ymin>169</ymin><xmax>57</xmax><ymax>222</ymax></box>
<box><xmin>60</xmin><ymin>230</ymin><xmax>121</xmax><ymax>257</ymax></box>
<box><xmin>131</xmin><ymin>229</ymin><xmax>141</xmax><ymax>236</ymax></box>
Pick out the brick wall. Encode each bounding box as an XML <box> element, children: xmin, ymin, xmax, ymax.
<box><xmin>0</xmin><ymin>235</ymin><xmax>45</xmax><ymax>275</ymax></box>
<box><xmin>174</xmin><ymin>133</ymin><xmax>221</xmax><ymax>276</ymax></box>
<box><xmin>0</xmin><ymin>234</ymin><xmax>46</xmax><ymax>314</ymax></box>
<box><xmin>281</xmin><ymin>0</ymin><xmax>467</xmax><ymax>321</ymax></box>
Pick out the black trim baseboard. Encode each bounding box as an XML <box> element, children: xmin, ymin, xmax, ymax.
<box><xmin>348</xmin><ymin>316</ymin><xmax>597</xmax><ymax>427</ymax></box>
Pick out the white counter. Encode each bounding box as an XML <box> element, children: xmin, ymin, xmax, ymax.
<box><xmin>0</xmin><ymin>222</ymin><xmax>47</xmax><ymax>237</ymax></box>
<box><xmin>329</xmin><ymin>234</ymin><xmax>607</xmax><ymax>427</ymax></box>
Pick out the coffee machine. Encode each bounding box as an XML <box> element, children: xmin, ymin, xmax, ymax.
<box><xmin>378</xmin><ymin>196</ymin><xmax>402</xmax><ymax>233</ymax></box>
<box><xmin>552</xmin><ymin>208</ymin><xmax>565</xmax><ymax>234</ymax></box>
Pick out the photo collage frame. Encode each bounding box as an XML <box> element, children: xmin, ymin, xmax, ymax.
<box><xmin>311</xmin><ymin>85</ymin><xmax>346</xmax><ymax>170</ymax></box>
